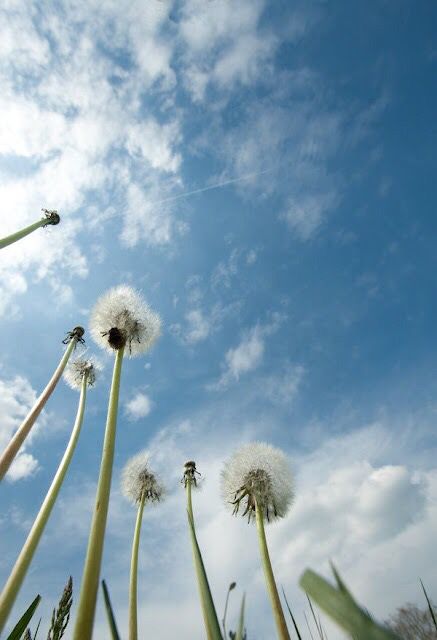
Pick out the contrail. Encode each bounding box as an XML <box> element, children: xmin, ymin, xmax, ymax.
<box><xmin>144</xmin><ymin>165</ymin><xmax>280</xmax><ymax>207</ymax></box>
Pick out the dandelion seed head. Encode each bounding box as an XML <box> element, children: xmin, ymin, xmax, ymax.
<box><xmin>90</xmin><ymin>285</ymin><xmax>162</xmax><ymax>357</ymax></box>
<box><xmin>63</xmin><ymin>356</ymin><xmax>102</xmax><ymax>390</ymax></box>
<box><xmin>121</xmin><ymin>450</ymin><xmax>165</xmax><ymax>505</ymax></box>
<box><xmin>221</xmin><ymin>442</ymin><xmax>294</xmax><ymax>524</ymax></box>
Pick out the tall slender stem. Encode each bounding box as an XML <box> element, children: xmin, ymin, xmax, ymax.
<box><xmin>128</xmin><ymin>491</ymin><xmax>146</xmax><ymax>640</ymax></box>
<box><xmin>0</xmin><ymin>374</ymin><xmax>88</xmax><ymax>634</ymax></box>
<box><xmin>255</xmin><ymin>501</ymin><xmax>290</xmax><ymax>640</ymax></box>
<box><xmin>186</xmin><ymin>481</ymin><xmax>222</xmax><ymax>640</ymax></box>
<box><xmin>73</xmin><ymin>347</ymin><xmax>124</xmax><ymax>640</ymax></box>
<box><xmin>0</xmin><ymin>338</ymin><xmax>77</xmax><ymax>481</ymax></box>
<box><xmin>0</xmin><ymin>219</ymin><xmax>47</xmax><ymax>250</ymax></box>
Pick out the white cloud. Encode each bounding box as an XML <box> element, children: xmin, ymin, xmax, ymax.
<box><xmin>125</xmin><ymin>392</ymin><xmax>153</xmax><ymax>421</ymax></box>
<box><xmin>0</xmin><ymin>374</ymin><xmax>47</xmax><ymax>482</ymax></box>
<box><xmin>281</xmin><ymin>191</ymin><xmax>338</xmax><ymax>240</ymax></box>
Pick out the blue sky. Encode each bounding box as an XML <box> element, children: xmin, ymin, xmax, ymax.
<box><xmin>1</xmin><ymin>1</ymin><xmax>437</xmax><ymax>638</ymax></box>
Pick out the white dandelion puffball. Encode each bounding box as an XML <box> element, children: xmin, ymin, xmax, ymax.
<box><xmin>90</xmin><ymin>285</ymin><xmax>162</xmax><ymax>357</ymax></box>
<box><xmin>221</xmin><ymin>442</ymin><xmax>294</xmax><ymax>524</ymax></box>
<box><xmin>64</xmin><ymin>357</ymin><xmax>102</xmax><ymax>390</ymax></box>
<box><xmin>121</xmin><ymin>450</ymin><xmax>165</xmax><ymax>505</ymax></box>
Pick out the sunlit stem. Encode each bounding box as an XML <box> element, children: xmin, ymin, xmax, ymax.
<box><xmin>128</xmin><ymin>491</ymin><xmax>147</xmax><ymax>640</ymax></box>
<box><xmin>0</xmin><ymin>217</ymin><xmax>50</xmax><ymax>250</ymax></box>
<box><xmin>186</xmin><ymin>480</ymin><xmax>222</xmax><ymax>640</ymax></box>
<box><xmin>73</xmin><ymin>347</ymin><xmax>124</xmax><ymax>640</ymax></box>
<box><xmin>0</xmin><ymin>337</ymin><xmax>77</xmax><ymax>482</ymax></box>
<box><xmin>255</xmin><ymin>500</ymin><xmax>290</xmax><ymax>640</ymax></box>
<box><xmin>0</xmin><ymin>373</ymin><xmax>88</xmax><ymax>634</ymax></box>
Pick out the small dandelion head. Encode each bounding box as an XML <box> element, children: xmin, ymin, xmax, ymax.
<box><xmin>181</xmin><ymin>460</ymin><xmax>201</xmax><ymax>488</ymax></box>
<box><xmin>121</xmin><ymin>450</ymin><xmax>165</xmax><ymax>506</ymax></box>
<box><xmin>221</xmin><ymin>442</ymin><xmax>294</xmax><ymax>524</ymax></box>
<box><xmin>41</xmin><ymin>208</ymin><xmax>61</xmax><ymax>226</ymax></box>
<box><xmin>90</xmin><ymin>285</ymin><xmax>162</xmax><ymax>357</ymax></box>
<box><xmin>63</xmin><ymin>356</ymin><xmax>102</xmax><ymax>390</ymax></box>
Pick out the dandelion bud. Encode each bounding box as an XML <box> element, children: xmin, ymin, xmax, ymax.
<box><xmin>90</xmin><ymin>285</ymin><xmax>161</xmax><ymax>356</ymax></box>
<box><xmin>221</xmin><ymin>442</ymin><xmax>294</xmax><ymax>524</ymax></box>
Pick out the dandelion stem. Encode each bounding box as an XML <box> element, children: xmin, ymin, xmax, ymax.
<box><xmin>0</xmin><ymin>374</ymin><xmax>88</xmax><ymax>634</ymax></box>
<box><xmin>0</xmin><ymin>218</ymin><xmax>47</xmax><ymax>250</ymax></box>
<box><xmin>73</xmin><ymin>347</ymin><xmax>124</xmax><ymax>640</ymax></box>
<box><xmin>128</xmin><ymin>491</ymin><xmax>146</xmax><ymax>640</ymax></box>
<box><xmin>0</xmin><ymin>337</ymin><xmax>77</xmax><ymax>482</ymax></box>
<box><xmin>186</xmin><ymin>481</ymin><xmax>222</xmax><ymax>640</ymax></box>
<box><xmin>255</xmin><ymin>500</ymin><xmax>290</xmax><ymax>640</ymax></box>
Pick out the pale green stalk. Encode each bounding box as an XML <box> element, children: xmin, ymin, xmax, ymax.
<box><xmin>0</xmin><ymin>374</ymin><xmax>88</xmax><ymax>635</ymax></box>
<box><xmin>186</xmin><ymin>481</ymin><xmax>222</xmax><ymax>640</ymax></box>
<box><xmin>73</xmin><ymin>347</ymin><xmax>124</xmax><ymax>640</ymax></box>
<box><xmin>255</xmin><ymin>501</ymin><xmax>290</xmax><ymax>640</ymax></box>
<box><xmin>235</xmin><ymin>594</ymin><xmax>246</xmax><ymax>640</ymax></box>
<box><xmin>128</xmin><ymin>491</ymin><xmax>146</xmax><ymax>640</ymax></box>
<box><xmin>0</xmin><ymin>219</ymin><xmax>47</xmax><ymax>250</ymax></box>
<box><xmin>0</xmin><ymin>338</ymin><xmax>77</xmax><ymax>482</ymax></box>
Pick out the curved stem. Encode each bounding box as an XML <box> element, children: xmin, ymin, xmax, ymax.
<box><xmin>255</xmin><ymin>501</ymin><xmax>290</xmax><ymax>640</ymax></box>
<box><xmin>186</xmin><ymin>481</ymin><xmax>222</xmax><ymax>640</ymax></box>
<box><xmin>0</xmin><ymin>218</ymin><xmax>47</xmax><ymax>250</ymax></box>
<box><xmin>128</xmin><ymin>492</ymin><xmax>146</xmax><ymax>640</ymax></box>
<box><xmin>0</xmin><ymin>374</ymin><xmax>88</xmax><ymax>634</ymax></box>
<box><xmin>0</xmin><ymin>338</ymin><xmax>77</xmax><ymax>481</ymax></box>
<box><xmin>72</xmin><ymin>347</ymin><xmax>124</xmax><ymax>640</ymax></box>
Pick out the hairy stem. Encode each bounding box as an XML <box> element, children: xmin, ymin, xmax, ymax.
<box><xmin>0</xmin><ymin>338</ymin><xmax>77</xmax><ymax>481</ymax></box>
<box><xmin>72</xmin><ymin>347</ymin><xmax>124</xmax><ymax>640</ymax></box>
<box><xmin>255</xmin><ymin>501</ymin><xmax>290</xmax><ymax>640</ymax></box>
<box><xmin>0</xmin><ymin>374</ymin><xmax>88</xmax><ymax>634</ymax></box>
<box><xmin>128</xmin><ymin>492</ymin><xmax>146</xmax><ymax>640</ymax></box>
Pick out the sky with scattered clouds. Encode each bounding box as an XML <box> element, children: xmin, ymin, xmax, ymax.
<box><xmin>1</xmin><ymin>1</ymin><xmax>437</xmax><ymax>638</ymax></box>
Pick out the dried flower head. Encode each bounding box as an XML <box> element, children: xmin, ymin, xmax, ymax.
<box><xmin>63</xmin><ymin>357</ymin><xmax>102</xmax><ymax>390</ymax></box>
<box><xmin>121</xmin><ymin>450</ymin><xmax>165</xmax><ymax>505</ymax></box>
<box><xmin>182</xmin><ymin>460</ymin><xmax>201</xmax><ymax>488</ymax></box>
<box><xmin>42</xmin><ymin>208</ymin><xmax>61</xmax><ymax>226</ymax></box>
<box><xmin>221</xmin><ymin>442</ymin><xmax>294</xmax><ymax>524</ymax></box>
<box><xmin>90</xmin><ymin>285</ymin><xmax>161</xmax><ymax>356</ymax></box>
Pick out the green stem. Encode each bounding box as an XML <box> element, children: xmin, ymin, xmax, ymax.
<box><xmin>0</xmin><ymin>374</ymin><xmax>88</xmax><ymax>634</ymax></box>
<box><xmin>186</xmin><ymin>481</ymin><xmax>222</xmax><ymax>640</ymax></box>
<box><xmin>129</xmin><ymin>492</ymin><xmax>146</xmax><ymax>640</ymax></box>
<box><xmin>255</xmin><ymin>501</ymin><xmax>290</xmax><ymax>640</ymax></box>
<box><xmin>0</xmin><ymin>338</ymin><xmax>77</xmax><ymax>482</ymax></box>
<box><xmin>72</xmin><ymin>347</ymin><xmax>124</xmax><ymax>640</ymax></box>
<box><xmin>0</xmin><ymin>218</ymin><xmax>47</xmax><ymax>250</ymax></box>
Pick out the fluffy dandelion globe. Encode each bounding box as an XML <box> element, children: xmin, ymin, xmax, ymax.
<box><xmin>90</xmin><ymin>285</ymin><xmax>162</xmax><ymax>356</ymax></box>
<box><xmin>221</xmin><ymin>442</ymin><xmax>294</xmax><ymax>523</ymax></box>
<box><xmin>63</xmin><ymin>357</ymin><xmax>102</xmax><ymax>390</ymax></box>
<box><xmin>121</xmin><ymin>450</ymin><xmax>165</xmax><ymax>505</ymax></box>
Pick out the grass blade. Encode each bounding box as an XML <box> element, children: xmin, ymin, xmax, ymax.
<box><xmin>420</xmin><ymin>578</ymin><xmax>437</xmax><ymax>632</ymax></box>
<box><xmin>6</xmin><ymin>595</ymin><xmax>41</xmax><ymax>640</ymax></box>
<box><xmin>300</xmin><ymin>566</ymin><xmax>401</xmax><ymax>640</ymax></box>
<box><xmin>307</xmin><ymin>595</ymin><xmax>324</xmax><ymax>639</ymax></box>
<box><xmin>281</xmin><ymin>588</ymin><xmax>303</xmax><ymax>640</ymax></box>
<box><xmin>101</xmin><ymin>580</ymin><xmax>121</xmax><ymax>640</ymax></box>
<box><xmin>235</xmin><ymin>594</ymin><xmax>246</xmax><ymax>640</ymax></box>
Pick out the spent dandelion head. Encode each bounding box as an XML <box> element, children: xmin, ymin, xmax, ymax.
<box><xmin>221</xmin><ymin>442</ymin><xmax>294</xmax><ymax>524</ymax></box>
<box><xmin>63</xmin><ymin>356</ymin><xmax>102</xmax><ymax>390</ymax></box>
<box><xmin>90</xmin><ymin>285</ymin><xmax>161</xmax><ymax>356</ymax></box>
<box><xmin>182</xmin><ymin>460</ymin><xmax>201</xmax><ymax>488</ymax></box>
<box><xmin>121</xmin><ymin>450</ymin><xmax>165</xmax><ymax>505</ymax></box>
<box><xmin>62</xmin><ymin>326</ymin><xmax>86</xmax><ymax>346</ymax></box>
<box><xmin>41</xmin><ymin>208</ymin><xmax>61</xmax><ymax>226</ymax></box>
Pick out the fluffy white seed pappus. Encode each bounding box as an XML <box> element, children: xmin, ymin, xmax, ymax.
<box><xmin>121</xmin><ymin>450</ymin><xmax>165</xmax><ymax>505</ymax></box>
<box><xmin>63</xmin><ymin>357</ymin><xmax>102</xmax><ymax>390</ymax></box>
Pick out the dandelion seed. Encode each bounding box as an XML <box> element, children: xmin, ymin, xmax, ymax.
<box><xmin>90</xmin><ymin>285</ymin><xmax>161</xmax><ymax>356</ymax></box>
<box><xmin>221</xmin><ymin>442</ymin><xmax>294</xmax><ymax>640</ymax></box>
<box><xmin>73</xmin><ymin>286</ymin><xmax>161</xmax><ymax>640</ymax></box>
<box><xmin>64</xmin><ymin>357</ymin><xmax>102</xmax><ymax>390</ymax></box>
<box><xmin>121</xmin><ymin>452</ymin><xmax>164</xmax><ymax>640</ymax></box>
<box><xmin>221</xmin><ymin>442</ymin><xmax>294</xmax><ymax>524</ymax></box>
